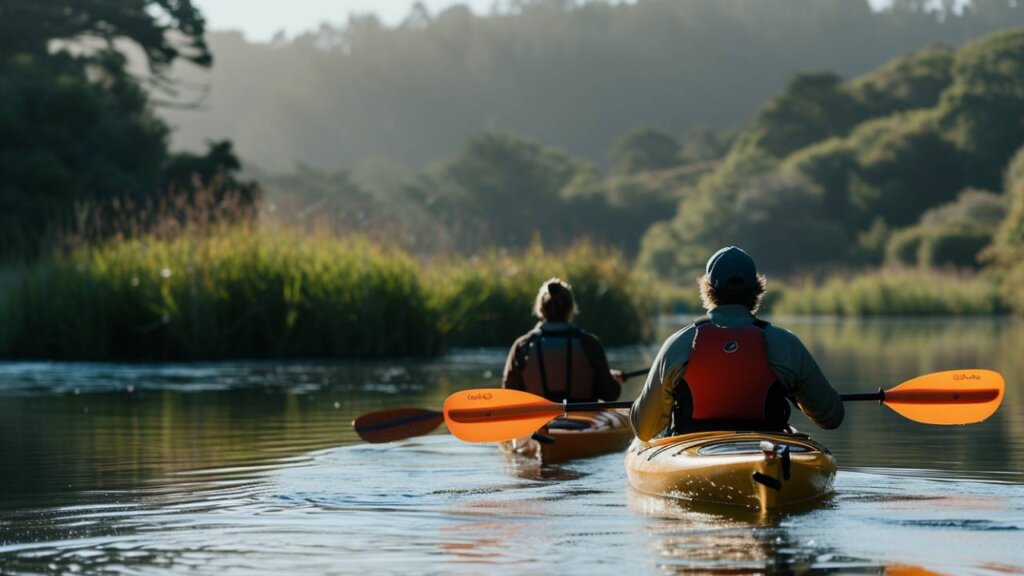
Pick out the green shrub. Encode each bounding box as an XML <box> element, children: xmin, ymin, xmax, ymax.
<box><xmin>918</xmin><ymin>224</ymin><xmax>992</xmax><ymax>269</ymax></box>
<box><xmin>998</xmin><ymin>260</ymin><xmax>1024</xmax><ymax>315</ymax></box>
<box><xmin>774</xmin><ymin>270</ymin><xmax>1005</xmax><ymax>316</ymax></box>
<box><xmin>886</xmin><ymin>226</ymin><xmax>925</xmax><ymax>267</ymax></box>
<box><xmin>919</xmin><ymin>188</ymin><xmax>1006</xmax><ymax>227</ymax></box>
<box><xmin>886</xmin><ymin>221</ymin><xmax>994</xmax><ymax>270</ymax></box>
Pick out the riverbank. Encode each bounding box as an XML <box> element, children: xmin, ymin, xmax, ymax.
<box><xmin>772</xmin><ymin>269</ymin><xmax>1011</xmax><ymax>316</ymax></box>
<box><xmin>3</xmin><ymin>228</ymin><xmax>1020</xmax><ymax>360</ymax></box>
<box><xmin>0</xmin><ymin>229</ymin><xmax>652</xmax><ymax>360</ymax></box>
<box><xmin>653</xmin><ymin>267</ymin><xmax>1014</xmax><ymax>317</ymax></box>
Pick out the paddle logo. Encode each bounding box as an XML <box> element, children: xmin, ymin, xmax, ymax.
<box><xmin>952</xmin><ymin>373</ymin><xmax>981</xmax><ymax>381</ymax></box>
<box><xmin>723</xmin><ymin>341</ymin><xmax>740</xmax><ymax>354</ymax></box>
<box><xmin>467</xmin><ymin>392</ymin><xmax>493</xmax><ymax>401</ymax></box>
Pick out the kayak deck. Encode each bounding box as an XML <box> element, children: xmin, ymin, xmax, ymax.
<box><xmin>499</xmin><ymin>410</ymin><xmax>634</xmax><ymax>464</ymax></box>
<box><xmin>625</xmin><ymin>431</ymin><xmax>836</xmax><ymax>510</ymax></box>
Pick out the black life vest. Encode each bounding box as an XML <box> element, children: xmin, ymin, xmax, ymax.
<box><xmin>672</xmin><ymin>318</ymin><xmax>791</xmax><ymax>432</ymax></box>
<box><xmin>521</xmin><ymin>326</ymin><xmax>597</xmax><ymax>402</ymax></box>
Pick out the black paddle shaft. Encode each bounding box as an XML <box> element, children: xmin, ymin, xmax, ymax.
<box><xmin>565</xmin><ymin>400</ymin><xmax>634</xmax><ymax>412</ymax></box>
<box><xmin>565</xmin><ymin>388</ymin><xmax>887</xmax><ymax>414</ymax></box>
<box><xmin>557</xmin><ymin>382</ymin><xmax>884</xmax><ymax>414</ymax></box>
<box><xmin>840</xmin><ymin>388</ymin><xmax>885</xmax><ymax>403</ymax></box>
<box><xmin>622</xmin><ymin>368</ymin><xmax>650</xmax><ymax>380</ymax></box>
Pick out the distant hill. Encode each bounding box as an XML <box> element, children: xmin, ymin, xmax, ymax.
<box><xmin>157</xmin><ymin>0</ymin><xmax>1024</xmax><ymax>173</ymax></box>
<box><xmin>638</xmin><ymin>27</ymin><xmax>1024</xmax><ymax>278</ymax></box>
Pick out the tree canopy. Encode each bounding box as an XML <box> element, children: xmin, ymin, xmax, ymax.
<box><xmin>611</xmin><ymin>129</ymin><xmax>682</xmax><ymax>174</ymax></box>
<box><xmin>0</xmin><ymin>0</ymin><xmax>211</xmax><ymax>75</ymax></box>
<box><xmin>636</xmin><ymin>27</ymin><xmax>1024</xmax><ymax>278</ymax></box>
<box><xmin>160</xmin><ymin>0</ymin><xmax>1024</xmax><ymax>171</ymax></box>
<box><xmin>0</xmin><ymin>0</ymin><xmax>250</xmax><ymax>258</ymax></box>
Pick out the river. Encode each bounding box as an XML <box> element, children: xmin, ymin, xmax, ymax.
<box><xmin>0</xmin><ymin>317</ymin><xmax>1022</xmax><ymax>574</ymax></box>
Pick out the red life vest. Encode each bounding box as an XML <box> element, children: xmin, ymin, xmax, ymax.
<box><xmin>682</xmin><ymin>320</ymin><xmax>777</xmax><ymax>422</ymax></box>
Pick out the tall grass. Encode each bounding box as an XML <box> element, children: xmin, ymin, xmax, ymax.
<box><xmin>0</xmin><ymin>230</ymin><xmax>652</xmax><ymax>360</ymax></box>
<box><xmin>430</xmin><ymin>242</ymin><xmax>652</xmax><ymax>347</ymax></box>
<box><xmin>774</xmin><ymin>269</ymin><xmax>1007</xmax><ymax>316</ymax></box>
<box><xmin>0</xmin><ymin>229</ymin><xmax>437</xmax><ymax>359</ymax></box>
<box><xmin>993</xmin><ymin>258</ymin><xmax>1024</xmax><ymax>316</ymax></box>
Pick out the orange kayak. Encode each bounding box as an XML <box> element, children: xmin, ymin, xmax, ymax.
<box><xmin>625</xmin><ymin>431</ymin><xmax>837</xmax><ymax>510</ymax></box>
<box><xmin>499</xmin><ymin>410</ymin><xmax>634</xmax><ymax>464</ymax></box>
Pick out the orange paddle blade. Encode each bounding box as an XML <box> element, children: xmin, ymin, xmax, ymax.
<box><xmin>352</xmin><ymin>408</ymin><xmax>445</xmax><ymax>443</ymax></box>
<box><xmin>443</xmin><ymin>388</ymin><xmax>563</xmax><ymax>442</ymax></box>
<box><xmin>883</xmin><ymin>369</ymin><xmax>1005</xmax><ymax>425</ymax></box>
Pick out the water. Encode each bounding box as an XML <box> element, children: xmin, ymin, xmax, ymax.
<box><xmin>1</xmin><ymin>317</ymin><xmax>1022</xmax><ymax>575</ymax></box>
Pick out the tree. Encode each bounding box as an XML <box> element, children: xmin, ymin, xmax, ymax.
<box><xmin>919</xmin><ymin>188</ymin><xmax>1006</xmax><ymax>227</ymax></box>
<box><xmin>679</xmin><ymin>128</ymin><xmax>735</xmax><ymax>164</ymax></box>
<box><xmin>746</xmin><ymin>72</ymin><xmax>862</xmax><ymax>158</ymax></box>
<box><xmin>159</xmin><ymin>0</ymin><xmax>1024</xmax><ymax>171</ymax></box>
<box><xmin>0</xmin><ymin>0</ymin><xmax>211</xmax><ymax>77</ymax></box>
<box><xmin>0</xmin><ymin>52</ymin><xmax>168</xmax><ymax>254</ymax></box>
<box><xmin>610</xmin><ymin>129</ymin><xmax>681</xmax><ymax>174</ymax></box>
<box><xmin>729</xmin><ymin>174</ymin><xmax>850</xmax><ymax>274</ymax></box>
<box><xmin>163</xmin><ymin>141</ymin><xmax>260</xmax><ymax>217</ymax></box>
<box><xmin>0</xmin><ymin>1</ymin><xmax>254</xmax><ymax>258</ymax></box>
<box><xmin>887</xmin><ymin>188</ymin><xmax>1007</xmax><ymax>269</ymax></box>
<box><xmin>430</xmin><ymin>132</ymin><xmax>582</xmax><ymax>247</ymax></box>
<box><xmin>784</xmin><ymin>139</ymin><xmax>859</xmax><ymax>222</ymax></box>
<box><xmin>851</xmin><ymin>112</ymin><xmax>964</xmax><ymax>227</ymax></box>
<box><xmin>848</xmin><ymin>46</ymin><xmax>954</xmax><ymax>115</ymax></box>
<box><xmin>991</xmin><ymin>145</ymin><xmax>1024</xmax><ymax>313</ymax></box>
<box><xmin>991</xmin><ymin>145</ymin><xmax>1024</xmax><ymax>257</ymax></box>
<box><xmin>939</xmin><ymin>28</ymin><xmax>1024</xmax><ymax>190</ymax></box>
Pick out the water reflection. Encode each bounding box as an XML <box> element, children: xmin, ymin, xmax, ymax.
<box><xmin>628</xmin><ymin>490</ymin><xmax>870</xmax><ymax>573</ymax></box>
<box><xmin>0</xmin><ymin>318</ymin><xmax>1021</xmax><ymax>574</ymax></box>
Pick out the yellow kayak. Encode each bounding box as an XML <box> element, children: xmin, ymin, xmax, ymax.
<box><xmin>625</xmin><ymin>431</ymin><xmax>836</xmax><ymax>510</ymax></box>
<box><xmin>500</xmin><ymin>410</ymin><xmax>634</xmax><ymax>464</ymax></box>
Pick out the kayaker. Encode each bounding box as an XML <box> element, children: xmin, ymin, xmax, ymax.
<box><xmin>503</xmin><ymin>278</ymin><xmax>624</xmax><ymax>402</ymax></box>
<box><xmin>631</xmin><ymin>246</ymin><xmax>844</xmax><ymax>440</ymax></box>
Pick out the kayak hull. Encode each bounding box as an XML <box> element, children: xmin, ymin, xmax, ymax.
<box><xmin>499</xmin><ymin>410</ymin><xmax>634</xmax><ymax>464</ymax></box>
<box><xmin>625</xmin><ymin>431</ymin><xmax>836</xmax><ymax>510</ymax></box>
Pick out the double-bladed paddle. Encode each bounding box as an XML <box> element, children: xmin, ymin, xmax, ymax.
<box><xmin>441</xmin><ymin>369</ymin><xmax>1005</xmax><ymax>443</ymax></box>
<box><xmin>351</xmin><ymin>367</ymin><xmax>650</xmax><ymax>443</ymax></box>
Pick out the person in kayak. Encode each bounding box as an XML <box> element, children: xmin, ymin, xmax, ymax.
<box><xmin>631</xmin><ymin>246</ymin><xmax>844</xmax><ymax>440</ymax></box>
<box><xmin>503</xmin><ymin>278</ymin><xmax>624</xmax><ymax>403</ymax></box>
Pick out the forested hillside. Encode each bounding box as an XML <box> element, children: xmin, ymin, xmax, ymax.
<box><xmin>252</xmin><ymin>23</ymin><xmax>1024</xmax><ymax>280</ymax></box>
<box><xmin>639</xmin><ymin>28</ymin><xmax>1024</xmax><ymax>280</ymax></box>
<box><xmin>160</xmin><ymin>0</ymin><xmax>1024</xmax><ymax>172</ymax></box>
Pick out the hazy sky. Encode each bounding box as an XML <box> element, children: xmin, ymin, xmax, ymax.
<box><xmin>196</xmin><ymin>1</ymin><xmax>896</xmax><ymax>42</ymax></box>
<box><xmin>196</xmin><ymin>0</ymin><xmax>501</xmax><ymax>40</ymax></box>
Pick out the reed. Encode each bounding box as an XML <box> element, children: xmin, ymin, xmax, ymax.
<box><xmin>429</xmin><ymin>242</ymin><xmax>653</xmax><ymax>347</ymax></box>
<box><xmin>0</xmin><ymin>231</ymin><xmax>652</xmax><ymax>359</ymax></box>
<box><xmin>0</xmin><ymin>229</ymin><xmax>438</xmax><ymax>359</ymax></box>
<box><xmin>773</xmin><ymin>269</ymin><xmax>1007</xmax><ymax>316</ymax></box>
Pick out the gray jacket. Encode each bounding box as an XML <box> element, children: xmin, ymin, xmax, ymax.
<box><xmin>630</xmin><ymin>305</ymin><xmax>844</xmax><ymax>440</ymax></box>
